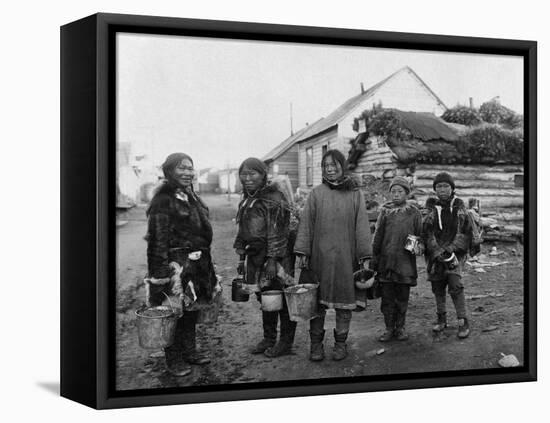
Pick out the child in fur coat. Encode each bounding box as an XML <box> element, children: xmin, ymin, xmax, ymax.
<box><xmin>370</xmin><ymin>177</ymin><xmax>423</xmax><ymax>342</ymax></box>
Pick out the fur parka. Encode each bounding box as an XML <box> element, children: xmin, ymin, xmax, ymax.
<box><xmin>145</xmin><ymin>182</ymin><xmax>216</xmax><ymax>301</ymax></box>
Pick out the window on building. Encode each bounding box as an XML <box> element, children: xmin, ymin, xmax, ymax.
<box><xmin>306</xmin><ymin>147</ymin><xmax>313</xmax><ymax>186</ymax></box>
<box><xmin>322</xmin><ymin>144</ymin><xmax>328</xmax><ymax>156</ymax></box>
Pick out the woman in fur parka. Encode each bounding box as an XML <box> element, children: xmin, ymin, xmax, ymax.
<box><xmin>234</xmin><ymin>157</ymin><xmax>297</xmax><ymax>358</ymax></box>
<box><xmin>145</xmin><ymin>152</ymin><xmax>218</xmax><ymax>377</ymax></box>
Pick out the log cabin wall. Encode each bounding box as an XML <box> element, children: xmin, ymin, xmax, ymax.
<box><xmin>413</xmin><ymin>163</ymin><xmax>524</xmax><ymax>211</ymax></box>
<box><xmin>349</xmin><ymin>134</ymin><xmax>524</xmax><ymax>214</ymax></box>
<box><xmin>351</xmin><ymin>135</ymin><xmax>398</xmax><ymax>181</ymax></box>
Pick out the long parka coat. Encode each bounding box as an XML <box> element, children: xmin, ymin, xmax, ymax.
<box><xmin>294</xmin><ymin>183</ymin><xmax>372</xmax><ymax>309</ymax></box>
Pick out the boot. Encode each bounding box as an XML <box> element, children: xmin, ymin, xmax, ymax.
<box><xmin>251</xmin><ymin>338</ymin><xmax>276</xmax><ymax>354</ymax></box>
<box><xmin>457</xmin><ymin>318</ymin><xmax>470</xmax><ymax>339</ymax></box>
<box><xmin>165</xmin><ymin>349</ymin><xmax>192</xmax><ymax>377</ymax></box>
<box><xmin>164</xmin><ymin>316</ymin><xmax>191</xmax><ymax>376</ymax></box>
<box><xmin>378</xmin><ymin>328</ymin><xmax>394</xmax><ymax>342</ymax></box>
<box><xmin>332</xmin><ymin>329</ymin><xmax>348</xmax><ymax>361</ymax></box>
<box><xmin>380</xmin><ymin>307</ymin><xmax>395</xmax><ymax>342</ymax></box>
<box><xmin>394</xmin><ymin>311</ymin><xmax>408</xmax><ymax>341</ymax></box>
<box><xmin>265</xmin><ymin>310</ymin><xmax>296</xmax><ymax>357</ymax></box>
<box><xmin>184</xmin><ymin>351</ymin><xmax>211</xmax><ymax>365</ymax></box>
<box><xmin>432</xmin><ymin>312</ymin><xmax>447</xmax><ymax>332</ymax></box>
<box><xmin>252</xmin><ymin>311</ymin><xmax>277</xmax><ymax>354</ymax></box>
<box><xmin>181</xmin><ymin>312</ymin><xmax>211</xmax><ymax>365</ymax></box>
<box><xmin>309</xmin><ymin>329</ymin><xmax>325</xmax><ymax>361</ymax></box>
<box><xmin>264</xmin><ymin>340</ymin><xmax>292</xmax><ymax>357</ymax></box>
<box><xmin>394</xmin><ymin>328</ymin><xmax>409</xmax><ymax>341</ymax></box>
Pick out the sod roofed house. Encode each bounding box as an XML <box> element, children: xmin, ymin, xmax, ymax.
<box><xmin>295</xmin><ymin>66</ymin><xmax>447</xmax><ymax>188</ymax></box>
<box><xmin>347</xmin><ymin>107</ymin><xmax>524</xmax><ymax>236</ymax></box>
<box><xmin>261</xmin><ymin>66</ymin><xmax>447</xmax><ymax>191</ymax></box>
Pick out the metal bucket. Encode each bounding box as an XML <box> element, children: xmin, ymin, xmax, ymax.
<box><xmin>231</xmin><ymin>277</ymin><xmax>249</xmax><ymax>302</ymax></box>
<box><xmin>261</xmin><ymin>290</ymin><xmax>283</xmax><ymax>311</ymax></box>
<box><xmin>135</xmin><ymin>305</ymin><xmax>179</xmax><ymax>349</ymax></box>
<box><xmin>284</xmin><ymin>284</ymin><xmax>319</xmax><ymax>322</ymax></box>
<box><xmin>195</xmin><ymin>292</ymin><xmax>222</xmax><ymax>324</ymax></box>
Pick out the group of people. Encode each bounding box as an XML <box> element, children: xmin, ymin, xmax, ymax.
<box><xmin>144</xmin><ymin>150</ymin><xmax>476</xmax><ymax>377</ymax></box>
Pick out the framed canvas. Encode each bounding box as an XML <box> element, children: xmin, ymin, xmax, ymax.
<box><xmin>60</xmin><ymin>12</ymin><xmax>537</xmax><ymax>409</ymax></box>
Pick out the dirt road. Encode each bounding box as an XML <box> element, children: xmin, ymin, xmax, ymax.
<box><xmin>116</xmin><ymin>195</ymin><xmax>524</xmax><ymax>391</ymax></box>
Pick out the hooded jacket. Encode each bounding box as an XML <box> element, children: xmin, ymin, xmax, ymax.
<box><xmin>234</xmin><ymin>183</ymin><xmax>290</xmax><ymax>261</ymax></box>
<box><xmin>370</xmin><ymin>200</ymin><xmax>423</xmax><ymax>285</ymax></box>
<box><xmin>422</xmin><ymin>195</ymin><xmax>472</xmax><ymax>280</ymax></box>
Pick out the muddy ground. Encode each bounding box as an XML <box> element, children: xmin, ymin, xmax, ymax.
<box><xmin>116</xmin><ymin>194</ymin><xmax>524</xmax><ymax>391</ymax></box>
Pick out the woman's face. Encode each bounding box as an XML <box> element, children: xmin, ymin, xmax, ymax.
<box><xmin>323</xmin><ymin>155</ymin><xmax>343</xmax><ymax>182</ymax></box>
<box><xmin>390</xmin><ymin>185</ymin><xmax>407</xmax><ymax>205</ymax></box>
<box><xmin>171</xmin><ymin>158</ymin><xmax>194</xmax><ymax>188</ymax></box>
<box><xmin>240</xmin><ymin>165</ymin><xmax>264</xmax><ymax>193</ymax></box>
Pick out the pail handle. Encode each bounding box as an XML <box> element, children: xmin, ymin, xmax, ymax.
<box><xmin>162</xmin><ymin>292</ymin><xmax>177</xmax><ymax>316</ymax></box>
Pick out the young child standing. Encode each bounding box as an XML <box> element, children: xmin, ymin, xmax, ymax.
<box><xmin>370</xmin><ymin>177</ymin><xmax>423</xmax><ymax>342</ymax></box>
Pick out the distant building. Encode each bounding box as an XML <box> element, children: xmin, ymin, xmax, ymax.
<box><xmin>197</xmin><ymin>167</ymin><xmax>220</xmax><ymax>193</ymax></box>
<box><xmin>262</xmin><ymin>121</ymin><xmax>321</xmax><ymax>191</ymax></box>
<box><xmin>218</xmin><ymin>168</ymin><xmax>242</xmax><ymax>193</ymax></box>
<box><xmin>116</xmin><ymin>142</ymin><xmax>162</xmax><ymax>207</ymax></box>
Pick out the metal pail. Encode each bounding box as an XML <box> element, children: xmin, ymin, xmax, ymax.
<box><xmin>284</xmin><ymin>284</ymin><xmax>319</xmax><ymax>322</ymax></box>
<box><xmin>135</xmin><ymin>306</ymin><xmax>179</xmax><ymax>349</ymax></box>
<box><xmin>231</xmin><ymin>277</ymin><xmax>250</xmax><ymax>302</ymax></box>
<box><xmin>261</xmin><ymin>290</ymin><xmax>284</xmax><ymax>311</ymax></box>
<box><xmin>195</xmin><ymin>291</ymin><xmax>222</xmax><ymax>324</ymax></box>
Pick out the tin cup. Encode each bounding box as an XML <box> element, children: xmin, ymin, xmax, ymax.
<box><xmin>404</xmin><ymin>234</ymin><xmax>420</xmax><ymax>253</ymax></box>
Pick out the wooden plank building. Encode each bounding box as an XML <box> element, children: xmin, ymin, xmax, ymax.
<box><xmin>294</xmin><ymin>66</ymin><xmax>447</xmax><ymax>189</ymax></box>
<box><xmin>261</xmin><ymin>66</ymin><xmax>448</xmax><ymax>190</ymax></box>
<box><xmin>262</xmin><ymin>121</ymin><xmax>321</xmax><ymax>191</ymax></box>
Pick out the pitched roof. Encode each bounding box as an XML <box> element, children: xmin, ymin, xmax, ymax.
<box><xmin>262</xmin><ymin>119</ymin><xmax>322</xmax><ymax>163</ymax></box>
<box><xmin>199</xmin><ymin>167</ymin><xmax>214</xmax><ymax>176</ymax></box>
<box><xmin>295</xmin><ymin>66</ymin><xmax>448</xmax><ymax>143</ymax></box>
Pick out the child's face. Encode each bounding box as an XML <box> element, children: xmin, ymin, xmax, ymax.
<box><xmin>390</xmin><ymin>185</ymin><xmax>407</xmax><ymax>204</ymax></box>
<box><xmin>435</xmin><ymin>182</ymin><xmax>453</xmax><ymax>201</ymax></box>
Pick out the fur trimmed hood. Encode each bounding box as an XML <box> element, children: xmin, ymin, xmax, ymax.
<box><xmin>380</xmin><ymin>199</ymin><xmax>420</xmax><ymax>215</ymax></box>
<box><xmin>147</xmin><ymin>181</ymin><xmax>206</xmax><ymax>216</ymax></box>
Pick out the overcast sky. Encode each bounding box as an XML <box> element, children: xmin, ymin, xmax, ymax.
<box><xmin>117</xmin><ymin>33</ymin><xmax>523</xmax><ymax>170</ymax></box>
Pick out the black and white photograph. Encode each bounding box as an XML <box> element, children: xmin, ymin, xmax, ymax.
<box><xmin>115</xmin><ymin>31</ymin><xmax>528</xmax><ymax>391</ymax></box>
<box><xmin>5</xmin><ymin>0</ymin><xmax>549</xmax><ymax>419</ymax></box>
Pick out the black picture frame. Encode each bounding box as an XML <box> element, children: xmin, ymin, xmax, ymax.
<box><xmin>60</xmin><ymin>12</ymin><xmax>537</xmax><ymax>409</ymax></box>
